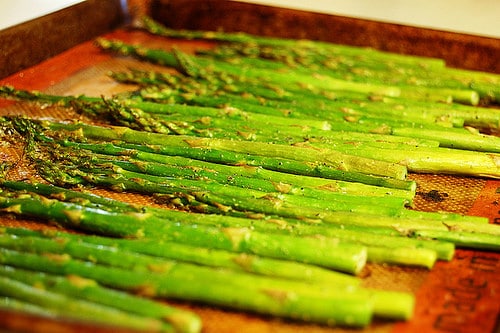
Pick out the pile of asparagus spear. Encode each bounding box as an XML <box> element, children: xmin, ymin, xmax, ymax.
<box><xmin>0</xmin><ymin>16</ymin><xmax>499</xmax><ymax>331</ymax></box>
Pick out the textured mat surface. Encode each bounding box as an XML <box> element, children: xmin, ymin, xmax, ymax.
<box><xmin>0</xmin><ymin>26</ymin><xmax>499</xmax><ymax>333</ymax></box>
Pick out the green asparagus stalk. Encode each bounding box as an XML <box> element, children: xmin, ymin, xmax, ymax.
<box><xmin>91</xmin><ymin>158</ymin><xmax>410</xmax><ymax>211</ymax></box>
<box><xmin>110</xmin><ymin>72</ymin><xmax>463</xmax><ymax>129</ymax></box>
<box><xmin>3</xmin><ymin>118</ymin><xmax>496</xmax><ymax>230</ymax></box>
<box><xmin>0</xmin><ymin>265</ymin><xmax>201</xmax><ymax>333</ymax></box>
<box><xmin>11</xmin><ymin>117</ymin><xmax>413</xmax><ymax>189</ymax></box>
<box><xmin>34</xmin><ymin>157</ymin><xmax>409</xmax><ymax>221</ymax></box>
<box><xmin>127</xmin><ymin>105</ymin><xmax>454</xmax><ymax>145</ymax></box>
<box><xmin>2</xmin><ymin>180</ymin><xmax>495</xmax><ymax>255</ymax></box>
<box><xmin>81</xmin><ymin>141</ymin><xmax>417</xmax><ymax>191</ymax></box>
<box><xmin>95</xmin><ymin>38</ymin><xmax>403</xmax><ymax>98</ymax></box>
<box><xmin>4</xmin><ymin>86</ymin><xmax>500</xmax><ymax>157</ymax></box>
<box><xmin>437</xmin><ymin>67</ymin><xmax>500</xmax><ymax>103</ymax></box>
<box><xmin>391</xmin><ymin>126</ymin><xmax>500</xmax><ymax>153</ymax></box>
<box><xmin>1</xmin><ymin>85</ymin><xmax>450</xmax><ymax>146</ymax></box>
<box><xmin>410</xmin><ymin>229</ymin><xmax>500</xmax><ymax>252</ymax></box>
<box><xmin>44</xmin><ymin>119</ymin><xmax>410</xmax><ymax>180</ymax></box>
<box><xmin>0</xmin><ymin>247</ymin><xmax>382</xmax><ymax>326</ymax></box>
<box><xmin>0</xmin><ymin>228</ymin><xmax>359</xmax><ymax>286</ymax></box>
<box><xmin>310</xmin><ymin>140</ymin><xmax>500</xmax><ymax>177</ymax></box>
<box><xmin>97</xmin><ymin>112</ymin><xmax>500</xmax><ymax>178</ymax></box>
<box><xmin>130</xmin><ymin>87</ymin><xmax>500</xmax><ymax>153</ymax></box>
<box><xmin>64</xmin><ymin>98</ymin><xmax>500</xmax><ymax>176</ymax></box>
<box><xmin>0</xmin><ymin>182</ymin><xmax>445</xmax><ymax>268</ymax></box>
<box><xmin>61</xmin><ymin>142</ymin><xmax>417</xmax><ymax>200</ymax></box>
<box><xmin>142</xmin><ymin>97</ymin><xmax>464</xmax><ymax>131</ymax></box>
<box><xmin>136</xmin><ymin>15</ymin><xmax>445</xmax><ymax>70</ymax></box>
<box><xmin>0</xmin><ymin>193</ymin><xmax>369</xmax><ymax>274</ymax></box>
<box><xmin>0</xmin><ymin>233</ymin><xmax>358</xmax><ymax>286</ymax></box>
<box><xmin>138</xmin><ymin>91</ymin><xmax>500</xmax><ymax>153</ymax></box>
<box><xmin>0</xmin><ymin>179</ymin><xmax>492</xmax><ymax>259</ymax></box>
<box><xmin>44</xmin><ymin>140</ymin><xmax>411</xmax><ymax>211</ymax></box>
<box><xmin>115</xmin><ymin>83</ymin><xmax>500</xmax><ymax>154</ymax></box>
<box><xmin>126</xmin><ymin>99</ymin><xmax>449</xmax><ymax>146</ymax></box>
<box><xmin>110</xmin><ymin>69</ymin><xmax>497</xmax><ymax>135</ymax></box>
<box><xmin>0</xmin><ymin>229</ymin><xmax>416</xmax><ymax>322</ymax></box>
<box><xmin>97</xmin><ymin>226</ymin><xmax>445</xmax><ymax>265</ymax></box>
<box><xmin>27</xmin><ymin>142</ymin><xmax>498</xmax><ymax>235</ymax></box>
<box><xmin>0</xmin><ymin>297</ymin><xmax>65</xmax><ymax>324</ymax></box>
<box><xmin>27</xmin><ymin>139</ymin><xmax>408</xmax><ymax>218</ymax></box>
<box><xmin>0</xmin><ymin>181</ymin><xmax>455</xmax><ymax>261</ymax></box>
<box><xmin>1</xmin><ymin>140</ymin><xmax>416</xmax><ymax>202</ymax></box>
<box><xmin>197</xmin><ymin>44</ymin><xmax>481</xmax><ymax>105</ymax></box>
<box><xmin>0</xmin><ymin>275</ymin><xmax>173</xmax><ymax>332</ymax></box>
<box><xmin>3</xmin><ymin>81</ymin><xmax>499</xmax><ymax>152</ymax></box>
<box><xmin>97</xmin><ymin>38</ymin><xmax>490</xmax><ymax>106</ymax></box>
<box><xmin>170</xmin><ymin>87</ymin><xmax>493</xmax><ymax>131</ymax></box>
<box><xmin>69</xmin><ymin>92</ymin><xmax>460</xmax><ymax>143</ymax></box>
<box><xmin>138</xmin><ymin>16</ymin><xmax>498</xmax><ymax>104</ymax></box>
<box><xmin>0</xmin><ymin>178</ymin><xmax>479</xmax><ymax>226</ymax></box>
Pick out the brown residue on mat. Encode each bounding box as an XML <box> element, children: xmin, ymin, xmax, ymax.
<box><xmin>408</xmin><ymin>174</ymin><xmax>486</xmax><ymax>214</ymax></box>
<box><xmin>416</xmin><ymin>189</ymin><xmax>449</xmax><ymax>203</ymax></box>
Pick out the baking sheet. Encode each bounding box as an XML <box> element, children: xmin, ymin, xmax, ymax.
<box><xmin>0</xmin><ymin>16</ymin><xmax>499</xmax><ymax>333</ymax></box>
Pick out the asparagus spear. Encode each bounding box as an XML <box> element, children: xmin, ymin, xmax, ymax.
<box><xmin>310</xmin><ymin>140</ymin><xmax>500</xmax><ymax>177</ymax></box>
<box><xmin>3</xmin><ymin>86</ymin><xmax>500</xmax><ymax>156</ymax></box>
<box><xmin>1</xmin><ymin>181</ymin><xmax>494</xmax><ymax>256</ymax></box>
<box><xmin>0</xmin><ymin>179</ymin><xmax>489</xmax><ymax>265</ymax></box>
<box><xmin>109</xmin><ymin>67</ymin><xmax>497</xmax><ymax>137</ymax></box>
<box><xmin>0</xmin><ymin>297</ymin><xmax>65</xmax><ymax>324</ymax></box>
<box><xmin>60</xmin><ymin>142</ymin><xmax>417</xmax><ymax>200</ymax></box>
<box><xmin>0</xmin><ymin>193</ymin><xmax>368</xmax><ymax>274</ymax></box>
<box><xmin>88</xmin><ymin>157</ymin><xmax>410</xmax><ymax>211</ymax></box>
<box><xmin>97</xmin><ymin>38</ymin><xmax>492</xmax><ymax>106</ymax></box>
<box><xmin>167</xmin><ymin>86</ymin><xmax>495</xmax><ymax>131</ymax></box>
<box><xmin>0</xmin><ymin>275</ymin><xmax>173</xmax><ymax>332</ymax></box>
<box><xmin>130</xmin><ymin>88</ymin><xmax>500</xmax><ymax>153</ymax></box>
<box><xmin>411</xmin><ymin>229</ymin><xmax>500</xmax><ymax>252</ymax></box>
<box><xmin>0</xmin><ymin>247</ymin><xmax>380</xmax><ymax>326</ymax></box>
<box><xmin>63</xmin><ymin>90</ymin><xmax>461</xmax><ymax>145</ymax></box>
<box><xmin>57</xmin><ymin>99</ymin><xmax>500</xmax><ymax>176</ymax></box>
<box><xmin>0</xmin><ymin>265</ymin><xmax>201</xmax><ymax>333</ymax></box>
<box><xmin>84</xmin><ymin>141</ymin><xmax>416</xmax><ymax>190</ymax></box>
<box><xmin>197</xmin><ymin>43</ymin><xmax>481</xmax><ymax>105</ymax></box>
<box><xmin>27</xmin><ymin>145</ymin><xmax>498</xmax><ymax>248</ymax></box>
<box><xmin>136</xmin><ymin>15</ymin><xmax>445</xmax><ymax>70</ymax></box>
<box><xmin>4</xmin><ymin>116</ymin><xmax>496</xmax><ymax>230</ymax></box>
<box><xmin>46</xmin><ymin>119</ymin><xmax>410</xmax><ymax>180</ymax></box>
<box><xmin>29</xmin><ymin>141</ymin><xmax>408</xmax><ymax>219</ymax></box>
<box><xmin>8</xmin><ymin>117</ymin><xmax>413</xmax><ymax>189</ymax></box>
<box><xmin>1</xmin><ymin>118</ymin><xmax>492</xmax><ymax>229</ymax></box>
<box><xmin>7</xmin><ymin>88</ymin><xmax>500</xmax><ymax>179</ymax></box>
<box><xmin>34</xmin><ymin>157</ymin><xmax>410</xmax><ymax>223</ymax></box>
<box><xmin>1</xmin><ymin>227</ymin><xmax>359</xmax><ymax>286</ymax></box>
<box><xmin>0</xmin><ymin>232</ymin><xmax>358</xmax><ymax>288</ymax></box>
<box><xmin>135</xmin><ymin>89</ymin><xmax>500</xmax><ymax>153</ymax></box>
<box><xmin>40</xmin><ymin>139</ymin><xmax>411</xmax><ymax>212</ymax></box>
<box><xmin>69</xmin><ymin>101</ymin><xmax>500</xmax><ymax>175</ymax></box>
<box><xmin>138</xmin><ymin>16</ymin><xmax>499</xmax><ymax>104</ymax></box>
<box><xmin>127</xmin><ymin>99</ymin><xmax>455</xmax><ymax>145</ymax></box>
<box><xmin>0</xmin><ymin>181</ymin><xmax>445</xmax><ymax>269</ymax></box>
<box><xmin>0</xmin><ymin>231</ymin><xmax>419</xmax><ymax>323</ymax></box>
<box><xmin>0</xmin><ymin>181</ymin><xmax>455</xmax><ymax>261</ymax></box>
<box><xmin>95</xmin><ymin>38</ymin><xmax>403</xmax><ymax>98</ymax></box>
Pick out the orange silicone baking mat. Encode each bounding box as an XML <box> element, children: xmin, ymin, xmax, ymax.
<box><xmin>0</xmin><ymin>27</ymin><xmax>499</xmax><ymax>333</ymax></box>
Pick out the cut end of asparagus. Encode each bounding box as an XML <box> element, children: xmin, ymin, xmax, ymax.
<box><xmin>353</xmin><ymin>248</ymin><xmax>369</xmax><ymax>276</ymax></box>
<box><xmin>164</xmin><ymin>312</ymin><xmax>203</xmax><ymax>333</ymax></box>
<box><xmin>369</xmin><ymin>289</ymin><xmax>415</xmax><ymax>320</ymax></box>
